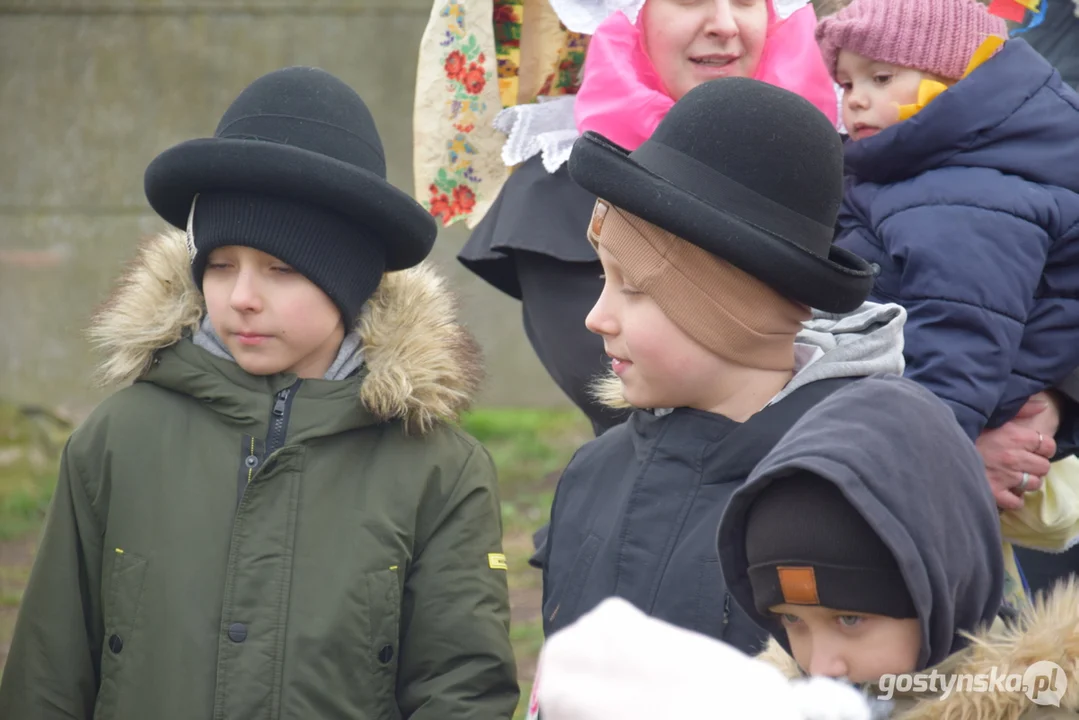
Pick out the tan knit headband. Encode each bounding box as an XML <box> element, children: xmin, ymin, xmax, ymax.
<box><xmin>589</xmin><ymin>200</ymin><xmax>810</xmax><ymax>371</ymax></box>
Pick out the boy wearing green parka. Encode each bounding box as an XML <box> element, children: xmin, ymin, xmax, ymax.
<box><xmin>0</xmin><ymin>67</ymin><xmax>519</xmax><ymax>720</ymax></box>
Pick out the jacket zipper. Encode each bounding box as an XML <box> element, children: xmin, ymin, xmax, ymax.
<box><xmin>722</xmin><ymin>593</ymin><xmax>731</xmax><ymax>627</ymax></box>
<box><xmin>265</xmin><ymin>380</ymin><xmax>302</xmax><ymax>458</ymax></box>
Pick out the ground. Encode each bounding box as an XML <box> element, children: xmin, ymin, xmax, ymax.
<box><xmin>0</xmin><ymin>400</ymin><xmax>590</xmax><ymax>719</ymax></box>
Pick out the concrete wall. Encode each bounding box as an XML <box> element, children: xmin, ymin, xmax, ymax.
<box><xmin>0</xmin><ymin>0</ymin><xmax>569</xmax><ymax>413</ymax></box>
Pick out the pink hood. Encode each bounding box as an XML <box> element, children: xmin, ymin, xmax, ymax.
<box><xmin>574</xmin><ymin>1</ymin><xmax>838</xmax><ymax>150</ymax></box>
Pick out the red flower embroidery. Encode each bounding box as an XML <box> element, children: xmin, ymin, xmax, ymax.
<box><xmin>463</xmin><ymin>64</ymin><xmax>486</xmax><ymax>95</ymax></box>
<box><xmin>444</xmin><ymin>50</ymin><xmax>468</xmax><ymax>81</ymax></box>
<box><xmin>429</xmin><ymin>190</ymin><xmax>455</xmax><ymax>223</ymax></box>
<box><xmin>493</xmin><ymin>5</ymin><xmax>516</xmax><ymax>24</ymax></box>
<box><xmin>454</xmin><ymin>123</ymin><xmax>475</xmax><ymax>133</ymax></box>
<box><xmin>452</xmin><ymin>185</ymin><xmax>476</xmax><ymax>215</ymax></box>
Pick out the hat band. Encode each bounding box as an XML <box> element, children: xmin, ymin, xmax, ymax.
<box><xmin>629</xmin><ymin>140</ymin><xmax>834</xmax><ymax>256</ymax></box>
<box><xmin>216</xmin><ymin>114</ymin><xmax>387</xmax><ymax>178</ymax></box>
<box><xmin>748</xmin><ymin>561</ymin><xmax>918</xmax><ymax>619</ymax></box>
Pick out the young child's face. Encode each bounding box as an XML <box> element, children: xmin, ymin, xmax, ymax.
<box><xmin>771</xmin><ymin>603</ymin><xmax>922</xmax><ymax>684</ymax></box>
<box><xmin>587</xmin><ymin>245</ymin><xmax>728</xmax><ymax>410</ymax></box>
<box><xmin>202</xmin><ymin>246</ymin><xmax>346</xmax><ymax>379</ymax></box>
<box><xmin>835</xmin><ymin>50</ymin><xmax>934</xmax><ymax>141</ymax></box>
<box><xmin>642</xmin><ymin>0</ymin><xmax>769</xmax><ymax>101</ymax></box>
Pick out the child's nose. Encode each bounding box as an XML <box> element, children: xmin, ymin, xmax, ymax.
<box><xmin>229</xmin><ymin>270</ymin><xmax>264</xmax><ymax>313</ymax></box>
<box><xmin>807</xmin><ymin>645</ymin><xmax>849</xmax><ymax>679</ymax></box>
<box><xmin>585</xmin><ymin>289</ymin><xmax>618</xmax><ymax>338</ymax></box>
<box><xmin>846</xmin><ymin>88</ymin><xmax>869</xmax><ymax>111</ymax></box>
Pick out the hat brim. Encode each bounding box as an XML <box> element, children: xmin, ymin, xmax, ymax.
<box><xmin>144</xmin><ymin>138</ymin><xmax>437</xmax><ymax>270</ymax></box>
<box><xmin>568</xmin><ymin>132</ymin><xmax>874</xmax><ymax>313</ymax></box>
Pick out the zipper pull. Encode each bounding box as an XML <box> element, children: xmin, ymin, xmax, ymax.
<box><xmin>273</xmin><ymin>389</ymin><xmax>289</xmax><ymax>416</ymax></box>
<box><xmin>722</xmin><ymin>593</ymin><xmax>731</xmax><ymax>626</ymax></box>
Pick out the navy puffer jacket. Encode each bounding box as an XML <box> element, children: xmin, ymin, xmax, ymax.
<box><xmin>836</xmin><ymin>39</ymin><xmax>1079</xmax><ymax>440</ymax></box>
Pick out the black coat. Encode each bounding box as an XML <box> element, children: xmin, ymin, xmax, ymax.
<box><xmin>540</xmin><ymin>378</ymin><xmax>851</xmax><ymax>654</ymax></box>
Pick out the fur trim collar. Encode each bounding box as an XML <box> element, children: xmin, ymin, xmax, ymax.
<box><xmin>87</xmin><ymin>229</ymin><xmax>483</xmax><ymax>434</ymax></box>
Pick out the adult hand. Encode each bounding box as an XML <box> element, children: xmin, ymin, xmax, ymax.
<box><xmin>976</xmin><ymin>393</ymin><xmax>1059</xmax><ymax>511</ymax></box>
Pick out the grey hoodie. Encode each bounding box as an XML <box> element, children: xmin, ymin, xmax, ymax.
<box><xmin>542</xmin><ymin>302</ymin><xmax>911</xmax><ymax>656</ymax></box>
<box><xmin>718</xmin><ymin>374</ymin><xmax>1004</xmax><ymax>670</ymax></box>
<box><xmin>775</xmin><ymin>302</ymin><xmax>906</xmax><ymax>403</ymax></box>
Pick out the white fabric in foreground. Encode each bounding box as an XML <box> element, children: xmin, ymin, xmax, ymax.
<box><xmin>533</xmin><ymin>597</ymin><xmax>876</xmax><ymax>720</ymax></box>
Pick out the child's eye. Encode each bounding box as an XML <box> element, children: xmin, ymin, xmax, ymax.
<box><xmin>620</xmin><ymin>287</ymin><xmax>644</xmax><ymax>297</ymax></box>
<box><xmin>780</xmin><ymin>613</ymin><xmax>802</xmax><ymax>625</ymax></box>
<box><xmin>205</xmin><ymin>262</ymin><xmax>231</xmax><ymax>271</ymax></box>
<box><xmin>872</xmin><ymin>74</ymin><xmax>893</xmax><ymax>86</ymax></box>
<box><xmin>271</xmin><ymin>266</ymin><xmax>296</xmax><ymax>274</ymax></box>
<box><xmin>838</xmin><ymin>615</ymin><xmax>863</xmax><ymax>627</ymax></box>
<box><xmin>838</xmin><ymin>81</ymin><xmax>853</xmax><ymax>92</ymax></box>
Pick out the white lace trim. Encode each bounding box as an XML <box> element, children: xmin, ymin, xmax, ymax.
<box><xmin>493</xmin><ymin>95</ymin><xmax>580</xmax><ymax>171</ymax></box>
<box><xmin>772</xmin><ymin>0</ymin><xmax>810</xmax><ymax>20</ymax></box>
<box><xmin>546</xmin><ymin>0</ymin><xmax>646</xmax><ymax>34</ymax></box>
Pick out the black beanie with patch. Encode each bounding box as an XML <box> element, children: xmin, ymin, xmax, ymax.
<box><xmin>744</xmin><ymin>471</ymin><xmax>917</xmax><ymax>619</ymax></box>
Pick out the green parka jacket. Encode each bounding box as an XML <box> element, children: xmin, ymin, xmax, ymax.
<box><xmin>0</xmin><ymin>229</ymin><xmax>519</xmax><ymax>719</ymax></box>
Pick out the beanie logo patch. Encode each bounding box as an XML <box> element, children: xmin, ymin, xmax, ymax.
<box><xmin>590</xmin><ymin>200</ymin><xmax>609</xmax><ymax>240</ymax></box>
<box><xmin>777</xmin><ymin>566</ymin><xmax>820</xmax><ymax>605</ymax></box>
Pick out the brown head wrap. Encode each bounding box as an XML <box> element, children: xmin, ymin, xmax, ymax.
<box><xmin>589</xmin><ymin>200</ymin><xmax>810</xmax><ymax>371</ymax></box>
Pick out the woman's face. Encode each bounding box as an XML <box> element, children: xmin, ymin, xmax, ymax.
<box><xmin>642</xmin><ymin>0</ymin><xmax>769</xmax><ymax>101</ymax></box>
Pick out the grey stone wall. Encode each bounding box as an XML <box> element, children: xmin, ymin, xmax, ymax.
<box><xmin>0</xmin><ymin>0</ymin><xmax>570</xmax><ymax>413</ymax></box>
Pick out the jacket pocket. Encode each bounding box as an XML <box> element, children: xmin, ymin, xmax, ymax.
<box><xmin>94</xmin><ymin>549</ymin><xmax>149</xmax><ymax>719</ymax></box>
<box><xmin>543</xmin><ymin>533</ymin><xmax>602</xmax><ymax>634</ymax></box>
<box><xmin>364</xmin><ymin>567</ymin><xmax>403</xmax><ymax>720</ymax></box>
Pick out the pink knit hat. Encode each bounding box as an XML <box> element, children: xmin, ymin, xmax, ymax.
<box><xmin>816</xmin><ymin>0</ymin><xmax>1008</xmax><ymax>82</ymax></box>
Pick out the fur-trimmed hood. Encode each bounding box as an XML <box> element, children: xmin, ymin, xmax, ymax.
<box><xmin>756</xmin><ymin>579</ymin><xmax>1079</xmax><ymax>719</ymax></box>
<box><xmin>87</xmin><ymin>229</ymin><xmax>483</xmax><ymax>434</ymax></box>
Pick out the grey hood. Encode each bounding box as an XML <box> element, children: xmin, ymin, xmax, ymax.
<box><xmin>773</xmin><ymin>301</ymin><xmax>906</xmax><ymax>403</ymax></box>
<box><xmin>718</xmin><ymin>374</ymin><xmax>1003</xmax><ymax>670</ymax></box>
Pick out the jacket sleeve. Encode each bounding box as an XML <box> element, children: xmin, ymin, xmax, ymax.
<box><xmin>875</xmin><ymin>204</ymin><xmax>1050</xmax><ymax>440</ymax></box>
<box><xmin>0</xmin><ymin>438</ymin><xmax>105</xmax><ymax>719</ymax></box>
<box><xmin>397</xmin><ymin>442</ymin><xmax>519</xmax><ymax>720</ymax></box>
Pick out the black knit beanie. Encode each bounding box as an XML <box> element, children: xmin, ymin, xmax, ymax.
<box><xmin>744</xmin><ymin>472</ymin><xmax>917</xmax><ymax>619</ymax></box>
<box><xmin>189</xmin><ymin>191</ymin><xmax>385</xmax><ymax>325</ymax></box>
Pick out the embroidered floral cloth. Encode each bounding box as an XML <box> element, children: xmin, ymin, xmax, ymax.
<box><xmin>414</xmin><ymin>0</ymin><xmax>588</xmax><ymax>229</ymax></box>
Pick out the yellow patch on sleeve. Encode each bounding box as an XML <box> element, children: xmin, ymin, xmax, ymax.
<box><xmin>777</xmin><ymin>566</ymin><xmax>820</xmax><ymax>605</ymax></box>
<box><xmin>488</xmin><ymin>552</ymin><xmax>508</xmax><ymax>571</ymax></box>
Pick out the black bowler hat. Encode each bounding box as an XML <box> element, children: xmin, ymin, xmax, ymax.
<box><xmin>568</xmin><ymin>77</ymin><xmax>873</xmax><ymax>313</ymax></box>
<box><xmin>144</xmin><ymin>67</ymin><xmax>437</xmax><ymax>322</ymax></box>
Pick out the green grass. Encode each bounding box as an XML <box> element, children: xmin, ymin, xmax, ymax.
<box><xmin>0</xmin><ymin>403</ymin><xmax>591</xmax><ymax>718</ymax></box>
<box><xmin>0</xmin><ymin>404</ymin><xmax>67</xmax><ymax>542</ymax></box>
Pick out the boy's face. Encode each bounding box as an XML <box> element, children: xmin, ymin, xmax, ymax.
<box><xmin>835</xmin><ymin>50</ymin><xmax>935</xmax><ymax>141</ymax></box>
<box><xmin>771</xmin><ymin>603</ymin><xmax>922</xmax><ymax>684</ymax></box>
<box><xmin>586</xmin><ymin>244</ymin><xmax>728</xmax><ymax>410</ymax></box>
<box><xmin>642</xmin><ymin>0</ymin><xmax>769</xmax><ymax>101</ymax></box>
<box><xmin>202</xmin><ymin>246</ymin><xmax>346</xmax><ymax>379</ymax></box>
